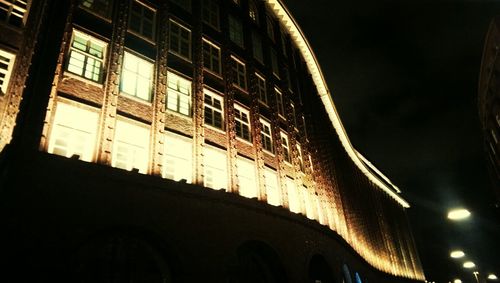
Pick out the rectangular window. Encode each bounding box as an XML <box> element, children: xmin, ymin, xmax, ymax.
<box><xmin>204</xmin><ymin>89</ymin><xmax>224</xmax><ymax>130</ymax></box>
<box><xmin>260</xmin><ymin>118</ymin><xmax>273</xmax><ymax>153</ymax></box>
<box><xmin>67</xmin><ymin>30</ymin><xmax>106</xmax><ymax>83</ymax></box>
<box><xmin>290</xmin><ymin>102</ymin><xmax>298</xmax><ymax>128</ymax></box>
<box><xmin>275</xmin><ymin>88</ymin><xmax>284</xmax><ymax>117</ymax></box>
<box><xmin>302</xmin><ymin>185</ymin><xmax>314</xmax><ymax>220</ymax></box>
<box><xmin>169</xmin><ymin>20</ymin><xmax>191</xmax><ymax>60</ymax></box>
<box><xmin>237</xmin><ymin>156</ymin><xmax>257</xmax><ymax>199</ymax></box>
<box><xmin>280</xmin><ymin>131</ymin><xmax>291</xmax><ymax>163</ymax></box>
<box><xmin>248</xmin><ymin>1</ymin><xmax>258</xmax><ymax>23</ymax></box>
<box><xmin>252</xmin><ymin>31</ymin><xmax>263</xmax><ymax>63</ymax></box>
<box><xmin>48</xmin><ymin>101</ymin><xmax>99</xmax><ymax>162</ymax></box>
<box><xmin>270</xmin><ymin>49</ymin><xmax>279</xmax><ymax>77</ymax></box>
<box><xmin>281</xmin><ymin>30</ymin><xmax>287</xmax><ymax>57</ymax></box>
<box><xmin>297</xmin><ymin>143</ymin><xmax>304</xmax><ymax>172</ymax></box>
<box><xmin>202</xmin><ymin>0</ymin><xmax>219</xmax><ymax>30</ymax></box>
<box><xmin>266</xmin><ymin>16</ymin><xmax>275</xmax><ymax>41</ymax></box>
<box><xmin>202</xmin><ymin>39</ymin><xmax>221</xmax><ymax>75</ymax></box>
<box><xmin>229</xmin><ymin>15</ymin><xmax>244</xmax><ymax>47</ymax></box>
<box><xmin>301</xmin><ymin>115</ymin><xmax>308</xmax><ymax>138</ymax></box>
<box><xmin>0</xmin><ymin>49</ymin><xmax>15</xmax><ymax>94</ymax></box>
<box><xmin>231</xmin><ymin>56</ymin><xmax>247</xmax><ymax>90</ymax></box>
<box><xmin>170</xmin><ymin>0</ymin><xmax>191</xmax><ymax>11</ymax></box>
<box><xmin>264</xmin><ymin>167</ymin><xmax>280</xmax><ymax>206</ymax></box>
<box><xmin>129</xmin><ymin>0</ymin><xmax>156</xmax><ymax>40</ymax></box>
<box><xmin>120</xmin><ymin>51</ymin><xmax>153</xmax><ymax>101</ymax></box>
<box><xmin>164</xmin><ymin>132</ymin><xmax>192</xmax><ymax>183</ymax></box>
<box><xmin>166</xmin><ymin>71</ymin><xmax>192</xmax><ymax>116</ymax></box>
<box><xmin>256</xmin><ymin>73</ymin><xmax>267</xmax><ymax>105</ymax></box>
<box><xmin>112</xmin><ymin>118</ymin><xmax>150</xmax><ymax>173</ymax></box>
<box><xmin>286</xmin><ymin>177</ymin><xmax>301</xmax><ymax>213</ymax></box>
<box><xmin>80</xmin><ymin>0</ymin><xmax>113</xmax><ymax>19</ymax></box>
<box><xmin>234</xmin><ymin>104</ymin><xmax>251</xmax><ymax>141</ymax></box>
<box><xmin>204</xmin><ymin>145</ymin><xmax>228</xmax><ymax>190</ymax></box>
<box><xmin>0</xmin><ymin>0</ymin><xmax>28</xmax><ymax>27</ymax></box>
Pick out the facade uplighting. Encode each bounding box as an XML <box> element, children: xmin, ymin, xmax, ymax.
<box><xmin>463</xmin><ymin>261</ymin><xmax>476</xmax><ymax>269</ymax></box>
<box><xmin>450</xmin><ymin>250</ymin><xmax>465</xmax><ymax>258</ymax></box>
<box><xmin>447</xmin><ymin>208</ymin><xmax>471</xmax><ymax>220</ymax></box>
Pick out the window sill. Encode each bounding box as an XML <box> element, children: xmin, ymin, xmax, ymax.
<box><xmin>119</xmin><ymin>92</ymin><xmax>153</xmax><ymax>106</ymax></box>
<box><xmin>63</xmin><ymin>72</ymin><xmax>104</xmax><ymax>88</ymax></box>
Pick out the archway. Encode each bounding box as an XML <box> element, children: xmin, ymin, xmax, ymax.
<box><xmin>308</xmin><ymin>254</ymin><xmax>335</xmax><ymax>283</ymax></box>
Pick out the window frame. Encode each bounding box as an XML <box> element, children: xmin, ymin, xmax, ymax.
<box><xmin>0</xmin><ymin>0</ymin><xmax>29</xmax><ymax>27</ymax></box>
<box><xmin>80</xmin><ymin>0</ymin><xmax>114</xmax><ymax>20</ymax></box>
<box><xmin>128</xmin><ymin>0</ymin><xmax>156</xmax><ymax>41</ymax></box>
<box><xmin>163</xmin><ymin>132</ymin><xmax>193</xmax><ymax>183</ymax></box>
<box><xmin>228</xmin><ymin>14</ymin><xmax>244</xmax><ymax>48</ymax></box>
<box><xmin>231</xmin><ymin>55</ymin><xmax>247</xmax><ymax>90</ymax></box>
<box><xmin>234</xmin><ymin>104</ymin><xmax>251</xmax><ymax>142</ymax></box>
<box><xmin>280</xmin><ymin>131</ymin><xmax>291</xmax><ymax>164</ymax></box>
<box><xmin>66</xmin><ymin>29</ymin><xmax>107</xmax><ymax>84</ymax></box>
<box><xmin>204</xmin><ymin>89</ymin><xmax>224</xmax><ymax>130</ymax></box>
<box><xmin>202</xmin><ymin>0</ymin><xmax>220</xmax><ymax>30</ymax></box>
<box><xmin>0</xmin><ymin>49</ymin><xmax>16</xmax><ymax>94</ymax></box>
<box><xmin>120</xmin><ymin>50</ymin><xmax>154</xmax><ymax>102</ymax></box>
<box><xmin>255</xmin><ymin>73</ymin><xmax>267</xmax><ymax>105</ymax></box>
<box><xmin>166</xmin><ymin>71</ymin><xmax>192</xmax><ymax>116</ymax></box>
<box><xmin>275</xmin><ymin>87</ymin><xmax>285</xmax><ymax>118</ymax></box>
<box><xmin>202</xmin><ymin>38</ymin><xmax>222</xmax><ymax>75</ymax></box>
<box><xmin>260</xmin><ymin>118</ymin><xmax>274</xmax><ymax>154</ymax></box>
<box><xmin>112</xmin><ymin>117</ymin><xmax>150</xmax><ymax>174</ymax></box>
<box><xmin>168</xmin><ymin>19</ymin><xmax>192</xmax><ymax>61</ymax></box>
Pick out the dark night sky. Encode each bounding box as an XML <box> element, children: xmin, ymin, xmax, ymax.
<box><xmin>283</xmin><ymin>0</ymin><xmax>500</xmax><ymax>282</ymax></box>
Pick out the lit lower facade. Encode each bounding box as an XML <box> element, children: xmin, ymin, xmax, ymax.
<box><xmin>0</xmin><ymin>0</ymin><xmax>425</xmax><ymax>282</ymax></box>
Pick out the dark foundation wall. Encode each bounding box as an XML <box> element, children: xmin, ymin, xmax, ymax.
<box><xmin>0</xmin><ymin>149</ymin><xmax>420</xmax><ymax>283</ymax></box>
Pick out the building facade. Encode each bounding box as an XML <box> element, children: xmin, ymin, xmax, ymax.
<box><xmin>479</xmin><ymin>16</ymin><xmax>500</xmax><ymax>201</ymax></box>
<box><xmin>0</xmin><ymin>0</ymin><xmax>425</xmax><ymax>282</ymax></box>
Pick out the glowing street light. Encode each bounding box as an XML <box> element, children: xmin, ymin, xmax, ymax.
<box><xmin>463</xmin><ymin>261</ymin><xmax>476</xmax><ymax>269</ymax></box>
<box><xmin>488</xmin><ymin>274</ymin><xmax>498</xmax><ymax>280</ymax></box>
<box><xmin>450</xmin><ymin>250</ymin><xmax>465</xmax><ymax>258</ymax></box>
<box><xmin>454</xmin><ymin>279</ymin><xmax>462</xmax><ymax>283</ymax></box>
<box><xmin>448</xmin><ymin>208</ymin><xmax>471</xmax><ymax>220</ymax></box>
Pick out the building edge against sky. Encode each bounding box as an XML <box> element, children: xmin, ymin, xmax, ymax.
<box><xmin>0</xmin><ymin>0</ymin><xmax>425</xmax><ymax>282</ymax></box>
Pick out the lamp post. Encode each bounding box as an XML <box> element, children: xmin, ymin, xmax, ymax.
<box><xmin>473</xmin><ymin>271</ymin><xmax>480</xmax><ymax>283</ymax></box>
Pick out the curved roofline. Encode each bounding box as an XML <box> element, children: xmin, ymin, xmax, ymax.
<box><xmin>266</xmin><ymin>0</ymin><xmax>410</xmax><ymax>208</ymax></box>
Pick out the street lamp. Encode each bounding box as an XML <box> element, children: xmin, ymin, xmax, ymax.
<box><xmin>473</xmin><ymin>271</ymin><xmax>480</xmax><ymax>283</ymax></box>
<box><xmin>463</xmin><ymin>261</ymin><xmax>476</xmax><ymax>269</ymax></box>
<box><xmin>454</xmin><ymin>279</ymin><xmax>462</xmax><ymax>283</ymax></box>
<box><xmin>450</xmin><ymin>250</ymin><xmax>465</xmax><ymax>259</ymax></box>
<box><xmin>448</xmin><ymin>208</ymin><xmax>471</xmax><ymax>220</ymax></box>
<box><xmin>488</xmin><ymin>274</ymin><xmax>498</xmax><ymax>280</ymax></box>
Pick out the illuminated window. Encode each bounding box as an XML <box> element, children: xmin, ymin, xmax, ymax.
<box><xmin>120</xmin><ymin>51</ymin><xmax>153</xmax><ymax>101</ymax></box>
<box><xmin>204</xmin><ymin>89</ymin><xmax>224</xmax><ymax>130</ymax></box>
<box><xmin>255</xmin><ymin>73</ymin><xmax>267</xmax><ymax>105</ymax></box>
<box><xmin>252</xmin><ymin>31</ymin><xmax>263</xmax><ymax>63</ymax></box>
<box><xmin>264</xmin><ymin>167</ymin><xmax>280</xmax><ymax>206</ymax></box>
<box><xmin>0</xmin><ymin>49</ymin><xmax>15</xmax><ymax>94</ymax></box>
<box><xmin>169</xmin><ymin>20</ymin><xmax>191</xmax><ymax>60</ymax></box>
<box><xmin>229</xmin><ymin>15</ymin><xmax>244</xmax><ymax>47</ymax></box>
<box><xmin>280</xmin><ymin>131</ymin><xmax>291</xmax><ymax>163</ymax></box>
<box><xmin>202</xmin><ymin>0</ymin><xmax>219</xmax><ymax>30</ymax></box>
<box><xmin>48</xmin><ymin>101</ymin><xmax>99</xmax><ymax>162</ymax></box>
<box><xmin>302</xmin><ymin>185</ymin><xmax>314</xmax><ymax>219</ymax></box>
<box><xmin>286</xmin><ymin>177</ymin><xmax>300</xmax><ymax>213</ymax></box>
<box><xmin>170</xmin><ymin>0</ymin><xmax>191</xmax><ymax>11</ymax></box>
<box><xmin>166</xmin><ymin>71</ymin><xmax>191</xmax><ymax>116</ymax></box>
<box><xmin>266</xmin><ymin>16</ymin><xmax>275</xmax><ymax>41</ymax></box>
<box><xmin>204</xmin><ymin>145</ymin><xmax>227</xmax><ymax>190</ymax></box>
<box><xmin>234</xmin><ymin>104</ymin><xmax>251</xmax><ymax>141</ymax></box>
<box><xmin>290</xmin><ymin>102</ymin><xmax>297</xmax><ymax>128</ymax></box>
<box><xmin>128</xmin><ymin>0</ymin><xmax>156</xmax><ymax>40</ymax></box>
<box><xmin>260</xmin><ymin>118</ymin><xmax>273</xmax><ymax>153</ymax></box>
<box><xmin>66</xmin><ymin>30</ymin><xmax>106</xmax><ymax>83</ymax></box>
<box><xmin>297</xmin><ymin>143</ymin><xmax>305</xmax><ymax>172</ymax></box>
<box><xmin>231</xmin><ymin>56</ymin><xmax>247</xmax><ymax>90</ymax></box>
<box><xmin>237</xmin><ymin>156</ymin><xmax>257</xmax><ymax>198</ymax></box>
<box><xmin>202</xmin><ymin>39</ymin><xmax>221</xmax><ymax>74</ymax></box>
<box><xmin>270</xmin><ymin>49</ymin><xmax>279</xmax><ymax>77</ymax></box>
<box><xmin>164</xmin><ymin>132</ymin><xmax>192</xmax><ymax>183</ymax></box>
<box><xmin>112</xmin><ymin>118</ymin><xmax>150</xmax><ymax>173</ymax></box>
<box><xmin>248</xmin><ymin>0</ymin><xmax>258</xmax><ymax>23</ymax></box>
<box><xmin>80</xmin><ymin>0</ymin><xmax>113</xmax><ymax>19</ymax></box>
<box><xmin>275</xmin><ymin>88</ymin><xmax>284</xmax><ymax>117</ymax></box>
<box><xmin>0</xmin><ymin>0</ymin><xmax>27</xmax><ymax>27</ymax></box>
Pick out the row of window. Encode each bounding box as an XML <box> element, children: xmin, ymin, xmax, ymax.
<box><xmin>0</xmin><ymin>48</ymin><xmax>16</xmax><ymax>94</ymax></box>
<box><xmin>48</xmin><ymin>100</ymin><xmax>317</xmax><ymax>214</ymax></box>
<box><xmin>0</xmin><ymin>0</ymin><xmax>29</xmax><ymax>27</ymax></box>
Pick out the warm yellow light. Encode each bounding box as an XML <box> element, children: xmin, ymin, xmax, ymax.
<box><xmin>463</xmin><ymin>261</ymin><xmax>476</xmax><ymax>268</ymax></box>
<box><xmin>454</xmin><ymin>279</ymin><xmax>462</xmax><ymax>283</ymax></box>
<box><xmin>448</xmin><ymin>208</ymin><xmax>471</xmax><ymax>220</ymax></box>
<box><xmin>488</xmin><ymin>274</ymin><xmax>498</xmax><ymax>280</ymax></box>
<box><xmin>450</xmin><ymin>250</ymin><xmax>465</xmax><ymax>258</ymax></box>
